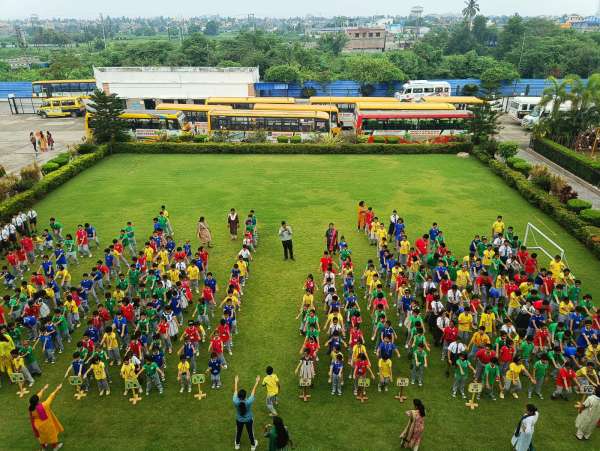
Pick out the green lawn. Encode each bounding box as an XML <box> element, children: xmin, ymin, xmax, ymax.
<box><xmin>1</xmin><ymin>154</ymin><xmax>599</xmax><ymax>451</ymax></box>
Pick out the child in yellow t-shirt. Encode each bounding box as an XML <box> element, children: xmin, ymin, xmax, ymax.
<box><xmin>85</xmin><ymin>356</ymin><xmax>110</xmax><ymax>396</ymax></box>
<box><xmin>378</xmin><ymin>357</ymin><xmax>393</xmax><ymax>392</ymax></box>
<box><xmin>120</xmin><ymin>356</ymin><xmax>141</xmax><ymax>396</ymax></box>
<box><xmin>177</xmin><ymin>355</ymin><xmax>192</xmax><ymax>393</ymax></box>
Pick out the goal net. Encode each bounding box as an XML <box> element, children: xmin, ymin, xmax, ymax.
<box><xmin>522</xmin><ymin>222</ymin><xmax>569</xmax><ymax>267</ymax></box>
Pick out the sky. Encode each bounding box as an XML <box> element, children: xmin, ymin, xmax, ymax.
<box><xmin>3</xmin><ymin>0</ymin><xmax>599</xmax><ymax>20</ymax></box>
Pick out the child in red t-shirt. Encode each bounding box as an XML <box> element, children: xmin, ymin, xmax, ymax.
<box><xmin>208</xmin><ymin>330</ymin><xmax>226</xmax><ymax>368</ymax></box>
<box><xmin>551</xmin><ymin>362</ymin><xmax>581</xmax><ymax>400</ymax></box>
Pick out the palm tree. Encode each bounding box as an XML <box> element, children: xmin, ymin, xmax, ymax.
<box><xmin>462</xmin><ymin>0</ymin><xmax>480</xmax><ymax>29</ymax></box>
<box><xmin>540</xmin><ymin>76</ymin><xmax>575</xmax><ymax>120</ymax></box>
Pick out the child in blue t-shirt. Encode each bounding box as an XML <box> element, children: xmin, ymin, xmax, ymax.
<box><xmin>206</xmin><ymin>352</ymin><xmax>222</xmax><ymax>389</ymax></box>
<box><xmin>329</xmin><ymin>353</ymin><xmax>344</xmax><ymax>395</ymax></box>
<box><xmin>40</xmin><ymin>329</ymin><xmax>55</xmax><ymax>363</ymax></box>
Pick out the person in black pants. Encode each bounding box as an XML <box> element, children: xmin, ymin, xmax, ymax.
<box><xmin>278</xmin><ymin>221</ymin><xmax>294</xmax><ymax>260</ymax></box>
<box><xmin>233</xmin><ymin>375</ymin><xmax>260</xmax><ymax>451</ymax></box>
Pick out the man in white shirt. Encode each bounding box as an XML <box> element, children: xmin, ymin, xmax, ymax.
<box><xmin>278</xmin><ymin>221</ymin><xmax>294</xmax><ymax>261</ymax></box>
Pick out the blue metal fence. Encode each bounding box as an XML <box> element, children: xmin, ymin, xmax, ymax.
<box><xmin>255</xmin><ymin>78</ymin><xmax>587</xmax><ymax>98</ymax></box>
<box><xmin>0</xmin><ymin>82</ymin><xmax>33</xmax><ymax>99</ymax></box>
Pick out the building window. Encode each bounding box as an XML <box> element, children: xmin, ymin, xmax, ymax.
<box><xmin>368</xmin><ymin>32</ymin><xmax>373</xmax><ymax>37</ymax></box>
<box><xmin>375</xmin><ymin>32</ymin><xmax>380</xmax><ymax>37</ymax></box>
<box><xmin>354</xmin><ymin>33</ymin><xmax>359</xmax><ymax>38</ymax></box>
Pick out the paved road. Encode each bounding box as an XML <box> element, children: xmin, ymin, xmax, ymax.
<box><xmin>498</xmin><ymin>115</ymin><xmax>600</xmax><ymax>209</ymax></box>
<box><xmin>0</xmin><ymin>102</ymin><xmax>85</xmax><ymax>174</ymax></box>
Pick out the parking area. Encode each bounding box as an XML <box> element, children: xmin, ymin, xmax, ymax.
<box><xmin>0</xmin><ymin>101</ymin><xmax>85</xmax><ymax>173</ymax></box>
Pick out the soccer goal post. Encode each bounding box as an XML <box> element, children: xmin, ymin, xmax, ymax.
<box><xmin>522</xmin><ymin>222</ymin><xmax>566</xmax><ymax>263</ymax></box>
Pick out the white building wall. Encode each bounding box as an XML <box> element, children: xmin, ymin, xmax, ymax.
<box><xmin>93</xmin><ymin>67</ymin><xmax>260</xmax><ymax>101</ymax></box>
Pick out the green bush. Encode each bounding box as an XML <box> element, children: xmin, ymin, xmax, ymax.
<box><xmin>580</xmin><ymin>209</ymin><xmax>600</xmax><ymax>226</ymax></box>
<box><xmin>0</xmin><ymin>165</ymin><xmax>6</xmax><ymax>178</ymax></box>
<box><xmin>533</xmin><ymin>138</ymin><xmax>600</xmax><ymax>188</ymax></box>
<box><xmin>506</xmin><ymin>157</ymin><xmax>532</xmax><ymax>176</ymax></box>
<box><xmin>14</xmin><ymin>178</ymin><xmax>36</xmax><ymax>192</ymax></box>
<box><xmin>386</xmin><ymin>136</ymin><xmax>400</xmax><ymax>144</ymax></box>
<box><xmin>472</xmin><ymin>148</ymin><xmax>600</xmax><ymax>259</ymax></box>
<box><xmin>373</xmin><ymin>136</ymin><xmax>386</xmax><ymax>144</ymax></box>
<box><xmin>276</xmin><ymin>136</ymin><xmax>290</xmax><ymax>143</ymax></box>
<box><xmin>76</xmin><ymin>143</ymin><xmax>99</xmax><ymax>154</ymax></box>
<box><xmin>192</xmin><ymin>135</ymin><xmax>208</xmax><ymax>143</ymax></box>
<box><xmin>20</xmin><ymin>164</ymin><xmax>41</xmax><ymax>184</ymax></box>
<box><xmin>290</xmin><ymin>135</ymin><xmax>302</xmax><ymax>144</ymax></box>
<box><xmin>48</xmin><ymin>153</ymin><xmax>70</xmax><ymax>167</ymax></box>
<box><xmin>529</xmin><ymin>165</ymin><xmax>553</xmax><ymax>191</ymax></box>
<box><xmin>176</xmin><ymin>133</ymin><xmax>194</xmax><ymax>143</ymax></box>
<box><xmin>111</xmin><ymin>142</ymin><xmax>473</xmax><ymax>155</ymax></box>
<box><xmin>41</xmin><ymin>162</ymin><xmax>60</xmax><ymax>174</ymax></box>
<box><xmin>566</xmin><ymin>198</ymin><xmax>593</xmax><ymax>213</ymax></box>
<box><xmin>498</xmin><ymin>141</ymin><xmax>520</xmax><ymax>160</ymax></box>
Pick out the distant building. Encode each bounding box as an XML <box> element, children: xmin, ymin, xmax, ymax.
<box><xmin>4</xmin><ymin>56</ymin><xmax>47</xmax><ymax>69</ymax></box>
<box><xmin>344</xmin><ymin>27</ymin><xmax>388</xmax><ymax>52</ymax></box>
<box><xmin>93</xmin><ymin>66</ymin><xmax>260</xmax><ymax>109</ymax></box>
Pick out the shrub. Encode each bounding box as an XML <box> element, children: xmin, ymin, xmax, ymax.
<box><xmin>558</xmin><ymin>185</ymin><xmax>578</xmax><ymax>204</ymax></box>
<box><xmin>529</xmin><ymin>165</ymin><xmax>552</xmax><ymax>191</ymax></box>
<box><xmin>549</xmin><ymin>174</ymin><xmax>567</xmax><ymax>196</ymax></box>
<box><xmin>0</xmin><ymin>165</ymin><xmax>5</xmax><ymax>178</ymax></box>
<box><xmin>0</xmin><ymin>175</ymin><xmax>18</xmax><ymax>200</ymax></box>
<box><xmin>48</xmin><ymin>153</ymin><xmax>70</xmax><ymax>167</ymax></box>
<box><xmin>566</xmin><ymin>198</ymin><xmax>593</xmax><ymax>213</ymax></box>
<box><xmin>290</xmin><ymin>135</ymin><xmax>302</xmax><ymax>144</ymax></box>
<box><xmin>506</xmin><ymin>157</ymin><xmax>532</xmax><ymax>176</ymax></box>
<box><xmin>14</xmin><ymin>178</ymin><xmax>36</xmax><ymax>192</ymax></box>
<box><xmin>533</xmin><ymin>138</ymin><xmax>600</xmax><ymax>187</ymax></box>
<box><xmin>176</xmin><ymin>133</ymin><xmax>194</xmax><ymax>143</ymax></box>
<box><xmin>245</xmin><ymin>130</ymin><xmax>268</xmax><ymax>143</ymax></box>
<box><xmin>581</xmin><ymin>209</ymin><xmax>600</xmax><ymax>227</ymax></box>
<box><xmin>76</xmin><ymin>143</ymin><xmax>98</xmax><ymax>154</ymax></box>
<box><xmin>480</xmin><ymin>139</ymin><xmax>498</xmax><ymax>157</ymax></box>
<box><xmin>497</xmin><ymin>141</ymin><xmax>520</xmax><ymax>160</ymax></box>
<box><xmin>111</xmin><ymin>141</ymin><xmax>472</xmax><ymax>155</ymax></box>
<box><xmin>276</xmin><ymin>136</ymin><xmax>290</xmax><ymax>143</ymax></box>
<box><xmin>209</xmin><ymin>130</ymin><xmax>231</xmax><ymax>143</ymax></box>
<box><xmin>20</xmin><ymin>164</ymin><xmax>41</xmax><ymax>184</ymax></box>
<box><xmin>373</xmin><ymin>136</ymin><xmax>386</xmax><ymax>144</ymax></box>
<box><xmin>386</xmin><ymin>136</ymin><xmax>400</xmax><ymax>144</ymax></box>
<box><xmin>192</xmin><ymin>135</ymin><xmax>208</xmax><ymax>143</ymax></box>
<box><xmin>41</xmin><ymin>162</ymin><xmax>60</xmax><ymax>174</ymax></box>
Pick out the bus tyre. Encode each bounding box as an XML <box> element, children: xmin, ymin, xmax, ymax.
<box><xmin>71</xmin><ymin>111</ymin><xmax>78</xmax><ymax>118</ymax></box>
<box><xmin>41</xmin><ymin>112</ymin><xmax>47</xmax><ymax>119</ymax></box>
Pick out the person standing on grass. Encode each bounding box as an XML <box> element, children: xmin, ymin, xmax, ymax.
<box><xmin>29</xmin><ymin>383</ymin><xmax>64</xmax><ymax>450</ymax></box>
<box><xmin>196</xmin><ymin>217</ymin><xmax>212</xmax><ymax>248</ymax></box>
<box><xmin>278</xmin><ymin>221</ymin><xmax>294</xmax><ymax>261</ymax></box>
<box><xmin>233</xmin><ymin>374</ymin><xmax>260</xmax><ymax>451</ymax></box>
<box><xmin>262</xmin><ymin>365</ymin><xmax>280</xmax><ymax>416</ymax></box>
<box><xmin>399</xmin><ymin>399</ymin><xmax>426</xmax><ymax>451</ymax></box>
<box><xmin>575</xmin><ymin>385</ymin><xmax>600</xmax><ymax>441</ymax></box>
<box><xmin>228</xmin><ymin>209</ymin><xmax>239</xmax><ymax>240</ymax></box>
<box><xmin>511</xmin><ymin>404</ymin><xmax>539</xmax><ymax>451</ymax></box>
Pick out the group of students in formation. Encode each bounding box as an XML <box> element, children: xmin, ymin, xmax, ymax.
<box><xmin>0</xmin><ymin>207</ymin><xmax>267</xmax><ymax>400</ymax></box>
<box><xmin>292</xmin><ymin>202</ymin><xmax>600</xmax><ymax>448</ymax></box>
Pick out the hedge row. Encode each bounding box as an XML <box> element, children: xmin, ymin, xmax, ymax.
<box><xmin>532</xmin><ymin>138</ymin><xmax>600</xmax><ymax>188</ymax></box>
<box><xmin>472</xmin><ymin>148</ymin><xmax>600</xmax><ymax>259</ymax></box>
<box><xmin>112</xmin><ymin>141</ymin><xmax>472</xmax><ymax>155</ymax></box>
<box><xmin>0</xmin><ymin>146</ymin><xmax>107</xmax><ymax>222</ymax></box>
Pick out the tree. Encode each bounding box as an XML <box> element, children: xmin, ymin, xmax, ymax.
<box><xmin>540</xmin><ymin>76</ymin><xmax>574</xmax><ymax>119</ymax></box>
<box><xmin>177</xmin><ymin>33</ymin><xmax>213</xmax><ymax>66</ymax></box>
<box><xmin>204</xmin><ymin>21</ymin><xmax>219</xmax><ymax>36</ymax></box>
<box><xmin>462</xmin><ymin>0</ymin><xmax>480</xmax><ymax>29</ymax></box>
<box><xmin>465</xmin><ymin>102</ymin><xmax>502</xmax><ymax>145</ymax></box>
<box><xmin>264</xmin><ymin>64</ymin><xmax>302</xmax><ymax>83</ymax></box>
<box><xmin>496</xmin><ymin>14</ymin><xmax>526</xmax><ymax>58</ymax></box>
<box><xmin>317</xmin><ymin>32</ymin><xmax>349</xmax><ymax>56</ymax></box>
<box><xmin>480</xmin><ymin>62</ymin><xmax>519</xmax><ymax>93</ymax></box>
<box><xmin>88</xmin><ymin>90</ymin><xmax>127</xmax><ymax>144</ymax></box>
<box><xmin>342</xmin><ymin>56</ymin><xmax>405</xmax><ymax>85</ymax></box>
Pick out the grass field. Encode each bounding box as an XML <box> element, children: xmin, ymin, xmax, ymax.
<box><xmin>1</xmin><ymin>154</ymin><xmax>599</xmax><ymax>451</ymax></box>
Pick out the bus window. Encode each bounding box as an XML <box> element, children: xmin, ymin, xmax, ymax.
<box><xmin>413</xmin><ymin>88</ymin><xmax>423</xmax><ymax>93</ymax></box>
<box><xmin>444</xmin><ymin>87</ymin><xmax>450</xmax><ymax>93</ymax></box>
<box><xmin>424</xmin><ymin>88</ymin><xmax>434</xmax><ymax>93</ymax></box>
<box><xmin>435</xmin><ymin>87</ymin><xmax>444</xmax><ymax>93</ymax></box>
<box><xmin>404</xmin><ymin>89</ymin><xmax>412</xmax><ymax>94</ymax></box>
<box><xmin>167</xmin><ymin>119</ymin><xmax>181</xmax><ymax>130</ymax></box>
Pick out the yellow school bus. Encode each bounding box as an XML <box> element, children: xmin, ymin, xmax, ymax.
<box><xmin>205</xmin><ymin>97</ymin><xmax>295</xmax><ymax>109</ymax></box>
<box><xmin>422</xmin><ymin>96</ymin><xmax>484</xmax><ymax>110</ymax></box>
<box><xmin>156</xmin><ymin>103</ymin><xmax>232</xmax><ymax>134</ymax></box>
<box><xmin>207</xmin><ymin>109</ymin><xmax>330</xmax><ymax>142</ymax></box>
<box><xmin>253</xmin><ymin>103</ymin><xmax>340</xmax><ymax>134</ymax></box>
<box><xmin>37</xmin><ymin>96</ymin><xmax>87</xmax><ymax>118</ymax></box>
<box><xmin>309</xmin><ymin>96</ymin><xmax>401</xmax><ymax>128</ymax></box>
<box><xmin>85</xmin><ymin>110</ymin><xmax>189</xmax><ymax>141</ymax></box>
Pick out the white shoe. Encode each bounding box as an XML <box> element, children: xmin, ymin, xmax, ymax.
<box><xmin>180</xmin><ymin>387</ymin><xmax>184</xmax><ymax>393</ymax></box>
<box><xmin>251</xmin><ymin>440</ymin><xmax>258</xmax><ymax>451</ymax></box>
<box><xmin>234</xmin><ymin>443</ymin><xmax>240</xmax><ymax>450</ymax></box>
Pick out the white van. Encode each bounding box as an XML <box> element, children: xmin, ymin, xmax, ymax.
<box><xmin>507</xmin><ymin>97</ymin><xmax>541</xmax><ymax>122</ymax></box>
<box><xmin>394</xmin><ymin>80</ymin><xmax>451</xmax><ymax>101</ymax></box>
<box><xmin>521</xmin><ymin>100</ymin><xmax>572</xmax><ymax>129</ymax></box>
